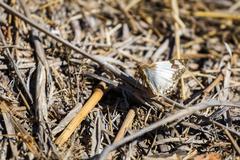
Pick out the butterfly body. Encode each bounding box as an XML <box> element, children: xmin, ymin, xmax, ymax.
<box><xmin>140</xmin><ymin>59</ymin><xmax>187</xmax><ymax>96</ymax></box>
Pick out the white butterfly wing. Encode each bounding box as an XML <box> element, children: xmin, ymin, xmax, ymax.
<box><xmin>142</xmin><ymin>60</ymin><xmax>186</xmax><ymax>95</ymax></box>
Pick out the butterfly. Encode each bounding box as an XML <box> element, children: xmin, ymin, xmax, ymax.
<box><xmin>139</xmin><ymin>59</ymin><xmax>187</xmax><ymax>96</ymax></box>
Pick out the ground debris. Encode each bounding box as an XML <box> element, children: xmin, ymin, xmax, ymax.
<box><xmin>0</xmin><ymin>0</ymin><xmax>240</xmax><ymax>159</ymax></box>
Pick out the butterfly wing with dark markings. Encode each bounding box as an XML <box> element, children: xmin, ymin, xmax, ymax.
<box><xmin>140</xmin><ymin>59</ymin><xmax>187</xmax><ymax>95</ymax></box>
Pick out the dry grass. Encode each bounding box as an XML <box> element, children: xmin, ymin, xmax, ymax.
<box><xmin>0</xmin><ymin>0</ymin><xmax>240</xmax><ymax>159</ymax></box>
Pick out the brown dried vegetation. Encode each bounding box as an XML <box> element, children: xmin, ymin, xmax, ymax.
<box><xmin>0</xmin><ymin>0</ymin><xmax>240</xmax><ymax>159</ymax></box>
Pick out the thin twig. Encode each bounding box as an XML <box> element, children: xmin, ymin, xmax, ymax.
<box><xmin>107</xmin><ymin>109</ymin><xmax>136</xmax><ymax>159</ymax></box>
<box><xmin>0</xmin><ymin>100</ymin><xmax>42</xmax><ymax>158</ymax></box>
<box><xmin>193</xmin><ymin>11</ymin><xmax>240</xmax><ymax>20</ymax></box>
<box><xmin>0</xmin><ymin>29</ymin><xmax>33</xmax><ymax>104</ymax></box>
<box><xmin>98</xmin><ymin>100</ymin><xmax>240</xmax><ymax>159</ymax></box>
<box><xmin>224</xmin><ymin>129</ymin><xmax>240</xmax><ymax>154</ymax></box>
<box><xmin>18</xmin><ymin>1</ymin><xmax>60</xmax><ymax>157</ymax></box>
<box><xmin>171</xmin><ymin>0</ymin><xmax>187</xmax><ymax>100</ymax></box>
<box><xmin>0</xmin><ymin>1</ymin><xmax>138</xmax><ymax>88</ymax></box>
